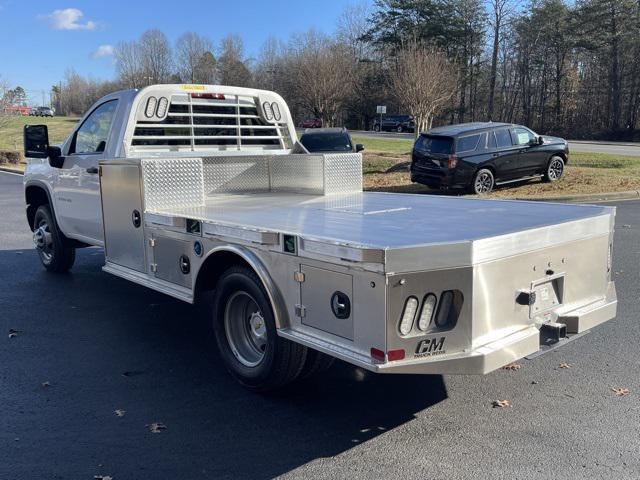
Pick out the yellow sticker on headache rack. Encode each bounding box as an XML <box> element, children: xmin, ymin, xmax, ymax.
<box><xmin>181</xmin><ymin>84</ymin><xmax>205</xmax><ymax>91</ymax></box>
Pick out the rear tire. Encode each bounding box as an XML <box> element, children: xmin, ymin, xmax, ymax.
<box><xmin>471</xmin><ymin>168</ymin><xmax>495</xmax><ymax>194</ymax></box>
<box><xmin>543</xmin><ymin>156</ymin><xmax>565</xmax><ymax>182</ymax></box>
<box><xmin>33</xmin><ymin>205</ymin><xmax>75</xmax><ymax>273</ymax></box>
<box><xmin>212</xmin><ymin>266</ymin><xmax>307</xmax><ymax>391</ymax></box>
<box><xmin>396</xmin><ymin>125</ymin><xmax>403</xmax><ymax>133</ymax></box>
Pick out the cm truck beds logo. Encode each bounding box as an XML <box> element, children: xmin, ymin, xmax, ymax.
<box><xmin>415</xmin><ymin>337</ymin><xmax>446</xmax><ymax>357</ymax></box>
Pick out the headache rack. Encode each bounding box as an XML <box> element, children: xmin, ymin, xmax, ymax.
<box><xmin>129</xmin><ymin>89</ymin><xmax>293</xmax><ymax>154</ymax></box>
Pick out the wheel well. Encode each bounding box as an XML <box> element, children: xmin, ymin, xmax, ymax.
<box><xmin>476</xmin><ymin>165</ymin><xmax>496</xmax><ymax>178</ymax></box>
<box><xmin>194</xmin><ymin>250</ymin><xmax>253</xmax><ymax>303</ymax></box>
<box><xmin>554</xmin><ymin>152</ymin><xmax>568</xmax><ymax>165</ymax></box>
<box><xmin>25</xmin><ymin>185</ymin><xmax>50</xmax><ymax>231</ymax></box>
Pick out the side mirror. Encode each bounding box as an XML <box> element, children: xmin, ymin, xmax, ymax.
<box><xmin>23</xmin><ymin>124</ymin><xmax>64</xmax><ymax>168</ymax></box>
<box><xmin>355</xmin><ymin>144</ymin><xmax>365</xmax><ymax>152</ymax></box>
<box><xmin>24</xmin><ymin>125</ymin><xmax>49</xmax><ymax>159</ymax></box>
<box><xmin>538</xmin><ymin>136</ymin><xmax>544</xmax><ymax>145</ymax></box>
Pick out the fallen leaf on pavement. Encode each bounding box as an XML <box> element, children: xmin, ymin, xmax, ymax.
<box><xmin>41</xmin><ymin>381</ymin><xmax>51</xmax><ymax>388</ymax></box>
<box><xmin>492</xmin><ymin>399</ymin><xmax>510</xmax><ymax>408</ymax></box>
<box><xmin>558</xmin><ymin>362</ymin><xmax>572</xmax><ymax>369</ymax></box>
<box><xmin>114</xmin><ymin>409</ymin><xmax>126</xmax><ymax>417</ymax></box>
<box><xmin>502</xmin><ymin>363</ymin><xmax>521</xmax><ymax>371</ymax></box>
<box><xmin>94</xmin><ymin>476</ymin><xmax>113</xmax><ymax>480</ymax></box>
<box><xmin>612</xmin><ymin>387</ymin><xmax>630</xmax><ymax>397</ymax></box>
<box><xmin>8</xmin><ymin>329</ymin><xmax>18</xmax><ymax>338</ymax></box>
<box><xmin>147</xmin><ymin>422</ymin><xmax>167</xmax><ymax>433</ymax></box>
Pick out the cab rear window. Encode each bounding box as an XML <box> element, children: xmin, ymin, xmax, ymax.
<box><xmin>415</xmin><ymin>135</ymin><xmax>453</xmax><ymax>154</ymax></box>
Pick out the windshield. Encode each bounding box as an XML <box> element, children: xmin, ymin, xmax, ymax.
<box><xmin>414</xmin><ymin>135</ymin><xmax>453</xmax><ymax>154</ymax></box>
<box><xmin>300</xmin><ymin>133</ymin><xmax>353</xmax><ymax>152</ymax></box>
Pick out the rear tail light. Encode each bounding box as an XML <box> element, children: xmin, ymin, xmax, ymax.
<box><xmin>387</xmin><ymin>349</ymin><xmax>405</xmax><ymax>361</ymax></box>
<box><xmin>398</xmin><ymin>296</ymin><xmax>418</xmax><ymax>336</ymax></box>
<box><xmin>434</xmin><ymin>290</ymin><xmax>463</xmax><ymax>330</ymax></box>
<box><xmin>144</xmin><ymin>97</ymin><xmax>157</xmax><ymax>118</ymax></box>
<box><xmin>447</xmin><ymin>154</ymin><xmax>458</xmax><ymax>169</ymax></box>
<box><xmin>417</xmin><ymin>294</ymin><xmax>437</xmax><ymax>331</ymax></box>
<box><xmin>191</xmin><ymin>93</ymin><xmax>225</xmax><ymax>100</ymax></box>
<box><xmin>262</xmin><ymin>101</ymin><xmax>274</xmax><ymax>121</ymax></box>
<box><xmin>370</xmin><ymin>348</ymin><xmax>386</xmax><ymax>362</ymax></box>
<box><xmin>155</xmin><ymin>97</ymin><xmax>169</xmax><ymax>117</ymax></box>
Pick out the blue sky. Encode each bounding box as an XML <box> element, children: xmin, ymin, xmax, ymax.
<box><xmin>0</xmin><ymin>0</ymin><xmax>364</xmax><ymax>105</ymax></box>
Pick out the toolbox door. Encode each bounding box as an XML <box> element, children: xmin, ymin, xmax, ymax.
<box><xmin>299</xmin><ymin>264</ymin><xmax>354</xmax><ymax>340</ymax></box>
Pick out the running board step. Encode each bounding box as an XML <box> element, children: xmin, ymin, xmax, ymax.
<box><xmin>496</xmin><ymin>175</ymin><xmax>543</xmax><ymax>186</ymax></box>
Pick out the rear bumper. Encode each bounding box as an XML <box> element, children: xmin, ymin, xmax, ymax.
<box><xmin>375</xmin><ymin>281</ymin><xmax>617</xmax><ymax>375</ymax></box>
<box><xmin>410</xmin><ymin>166</ymin><xmax>471</xmax><ymax>189</ymax></box>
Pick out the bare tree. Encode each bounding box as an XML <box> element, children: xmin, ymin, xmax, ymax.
<box><xmin>388</xmin><ymin>43</ymin><xmax>456</xmax><ymax>135</ymax></box>
<box><xmin>289</xmin><ymin>31</ymin><xmax>355</xmax><ymax>127</ymax></box>
<box><xmin>139</xmin><ymin>29</ymin><xmax>173</xmax><ymax>85</ymax></box>
<box><xmin>487</xmin><ymin>0</ymin><xmax>516</xmax><ymax>120</ymax></box>
<box><xmin>176</xmin><ymin>32</ymin><xmax>216</xmax><ymax>83</ymax></box>
<box><xmin>114</xmin><ymin>40</ymin><xmax>144</xmax><ymax>88</ymax></box>
<box><xmin>0</xmin><ymin>76</ymin><xmax>10</xmax><ymax>130</ymax></box>
<box><xmin>218</xmin><ymin>34</ymin><xmax>252</xmax><ymax>87</ymax></box>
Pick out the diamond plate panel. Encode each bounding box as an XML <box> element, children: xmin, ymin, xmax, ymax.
<box><xmin>142</xmin><ymin>158</ymin><xmax>205</xmax><ymax>212</ymax></box>
<box><xmin>202</xmin><ymin>156</ymin><xmax>270</xmax><ymax>194</ymax></box>
<box><xmin>323</xmin><ymin>153</ymin><xmax>363</xmax><ymax>194</ymax></box>
<box><xmin>270</xmin><ymin>154</ymin><xmax>324</xmax><ymax>193</ymax></box>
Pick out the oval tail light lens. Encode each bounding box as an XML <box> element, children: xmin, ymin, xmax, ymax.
<box><xmin>399</xmin><ymin>296</ymin><xmax>418</xmax><ymax>336</ymax></box>
<box><xmin>263</xmin><ymin>101</ymin><xmax>274</xmax><ymax>121</ymax></box>
<box><xmin>418</xmin><ymin>294</ymin><xmax>437</xmax><ymax>331</ymax></box>
<box><xmin>145</xmin><ymin>97</ymin><xmax>157</xmax><ymax>118</ymax></box>
<box><xmin>271</xmin><ymin>102</ymin><xmax>281</xmax><ymax>121</ymax></box>
<box><xmin>155</xmin><ymin>97</ymin><xmax>169</xmax><ymax>118</ymax></box>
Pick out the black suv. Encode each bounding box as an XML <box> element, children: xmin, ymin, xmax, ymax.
<box><xmin>373</xmin><ymin>115</ymin><xmax>415</xmax><ymax>133</ymax></box>
<box><xmin>299</xmin><ymin>127</ymin><xmax>364</xmax><ymax>153</ymax></box>
<box><xmin>410</xmin><ymin>122</ymin><xmax>568</xmax><ymax>194</ymax></box>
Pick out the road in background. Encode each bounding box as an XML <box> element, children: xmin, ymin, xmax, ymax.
<box><xmin>1</xmin><ymin>171</ymin><xmax>639</xmax><ymax>479</ymax></box>
<box><xmin>348</xmin><ymin>129</ymin><xmax>640</xmax><ymax>156</ymax></box>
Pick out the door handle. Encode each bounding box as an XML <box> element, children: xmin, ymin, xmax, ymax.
<box><xmin>492</xmin><ymin>153</ymin><xmax>499</xmax><ymax>158</ymax></box>
<box><xmin>86</xmin><ymin>166</ymin><xmax>99</xmax><ymax>174</ymax></box>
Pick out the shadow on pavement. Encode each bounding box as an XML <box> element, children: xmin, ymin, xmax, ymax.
<box><xmin>1</xmin><ymin>248</ymin><xmax>448</xmax><ymax>479</ymax></box>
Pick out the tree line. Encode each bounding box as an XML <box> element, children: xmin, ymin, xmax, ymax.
<box><xmin>50</xmin><ymin>0</ymin><xmax>640</xmax><ymax>140</ymax></box>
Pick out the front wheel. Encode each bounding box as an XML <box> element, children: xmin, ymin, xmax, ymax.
<box><xmin>396</xmin><ymin>125</ymin><xmax>403</xmax><ymax>133</ymax></box>
<box><xmin>543</xmin><ymin>156</ymin><xmax>565</xmax><ymax>182</ymax></box>
<box><xmin>212</xmin><ymin>266</ymin><xmax>307</xmax><ymax>391</ymax></box>
<box><xmin>33</xmin><ymin>205</ymin><xmax>75</xmax><ymax>272</ymax></box>
<box><xmin>471</xmin><ymin>168</ymin><xmax>495</xmax><ymax>194</ymax></box>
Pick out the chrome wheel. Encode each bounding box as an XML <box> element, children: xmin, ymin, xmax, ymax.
<box><xmin>474</xmin><ymin>171</ymin><xmax>493</xmax><ymax>194</ymax></box>
<box><xmin>33</xmin><ymin>218</ymin><xmax>54</xmax><ymax>262</ymax></box>
<box><xmin>224</xmin><ymin>291</ymin><xmax>268</xmax><ymax>367</ymax></box>
<box><xmin>548</xmin><ymin>158</ymin><xmax>564</xmax><ymax>180</ymax></box>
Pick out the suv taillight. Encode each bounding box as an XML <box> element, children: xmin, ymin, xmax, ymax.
<box><xmin>447</xmin><ymin>154</ymin><xmax>458</xmax><ymax>169</ymax></box>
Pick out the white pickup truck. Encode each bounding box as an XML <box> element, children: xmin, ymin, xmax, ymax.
<box><xmin>23</xmin><ymin>84</ymin><xmax>617</xmax><ymax>391</ymax></box>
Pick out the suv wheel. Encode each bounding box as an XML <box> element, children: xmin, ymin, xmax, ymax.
<box><xmin>472</xmin><ymin>169</ymin><xmax>495</xmax><ymax>194</ymax></box>
<box><xmin>396</xmin><ymin>125</ymin><xmax>403</xmax><ymax>133</ymax></box>
<box><xmin>543</xmin><ymin>156</ymin><xmax>565</xmax><ymax>182</ymax></box>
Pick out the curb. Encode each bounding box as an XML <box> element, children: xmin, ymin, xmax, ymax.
<box><xmin>515</xmin><ymin>190</ymin><xmax>640</xmax><ymax>203</ymax></box>
<box><xmin>569</xmin><ymin>140</ymin><xmax>640</xmax><ymax>148</ymax></box>
<box><xmin>0</xmin><ymin>166</ymin><xmax>24</xmax><ymax>175</ymax></box>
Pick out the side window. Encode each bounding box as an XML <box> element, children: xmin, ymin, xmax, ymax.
<box><xmin>494</xmin><ymin>129</ymin><xmax>513</xmax><ymax>148</ymax></box>
<box><xmin>71</xmin><ymin>100</ymin><xmax>118</xmax><ymax>154</ymax></box>
<box><xmin>456</xmin><ymin>134</ymin><xmax>481</xmax><ymax>153</ymax></box>
<box><xmin>487</xmin><ymin>131</ymin><xmax>497</xmax><ymax>149</ymax></box>
<box><xmin>512</xmin><ymin>127</ymin><xmax>536</xmax><ymax>146</ymax></box>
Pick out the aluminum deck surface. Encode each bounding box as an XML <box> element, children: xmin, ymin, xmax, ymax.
<box><xmin>151</xmin><ymin>192</ymin><xmax>613</xmax><ymax>249</ymax></box>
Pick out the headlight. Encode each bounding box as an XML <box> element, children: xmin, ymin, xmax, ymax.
<box><xmin>417</xmin><ymin>294</ymin><xmax>437</xmax><ymax>331</ymax></box>
<box><xmin>398</xmin><ymin>296</ymin><xmax>418</xmax><ymax>336</ymax></box>
<box><xmin>145</xmin><ymin>97</ymin><xmax>157</xmax><ymax>118</ymax></box>
<box><xmin>263</xmin><ymin>101</ymin><xmax>274</xmax><ymax>121</ymax></box>
<box><xmin>155</xmin><ymin>97</ymin><xmax>169</xmax><ymax>117</ymax></box>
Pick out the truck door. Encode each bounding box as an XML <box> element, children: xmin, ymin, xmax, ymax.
<box><xmin>55</xmin><ymin>100</ymin><xmax>118</xmax><ymax>245</ymax></box>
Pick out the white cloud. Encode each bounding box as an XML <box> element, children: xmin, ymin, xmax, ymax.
<box><xmin>92</xmin><ymin>44</ymin><xmax>114</xmax><ymax>58</ymax></box>
<box><xmin>42</xmin><ymin>8</ymin><xmax>96</xmax><ymax>31</ymax></box>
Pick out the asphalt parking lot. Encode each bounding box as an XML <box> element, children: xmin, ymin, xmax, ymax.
<box><xmin>1</xmin><ymin>170</ymin><xmax>639</xmax><ymax>480</ymax></box>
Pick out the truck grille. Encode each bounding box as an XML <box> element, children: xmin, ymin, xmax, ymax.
<box><xmin>131</xmin><ymin>94</ymin><xmax>291</xmax><ymax>152</ymax></box>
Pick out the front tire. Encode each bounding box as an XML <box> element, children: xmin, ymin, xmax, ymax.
<box><xmin>396</xmin><ymin>125</ymin><xmax>403</xmax><ymax>133</ymax></box>
<box><xmin>543</xmin><ymin>156</ymin><xmax>565</xmax><ymax>182</ymax></box>
<box><xmin>33</xmin><ymin>205</ymin><xmax>75</xmax><ymax>272</ymax></box>
<box><xmin>212</xmin><ymin>266</ymin><xmax>307</xmax><ymax>391</ymax></box>
<box><xmin>471</xmin><ymin>168</ymin><xmax>495</xmax><ymax>194</ymax></box>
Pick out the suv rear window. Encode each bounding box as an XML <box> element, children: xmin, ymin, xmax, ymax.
<box><xmin>456</xmin><ymin>134</ymin><xmax>481</xmax><ymax>153</ymax></box>
<box><xmin>415</xmin><ymin>135</ymin><xmax>453</xmax><ymax>154</ymax></box>
<box><xmin>300</xmin><ymin>132</ymin><xmax>352</xmax><ymax>152</ymax></box>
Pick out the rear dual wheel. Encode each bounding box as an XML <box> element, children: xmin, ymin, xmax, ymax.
<box><xmin>212</xmin><ymin>266</ymin><xmax>333</xmax><ymax>391</ymax></box>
